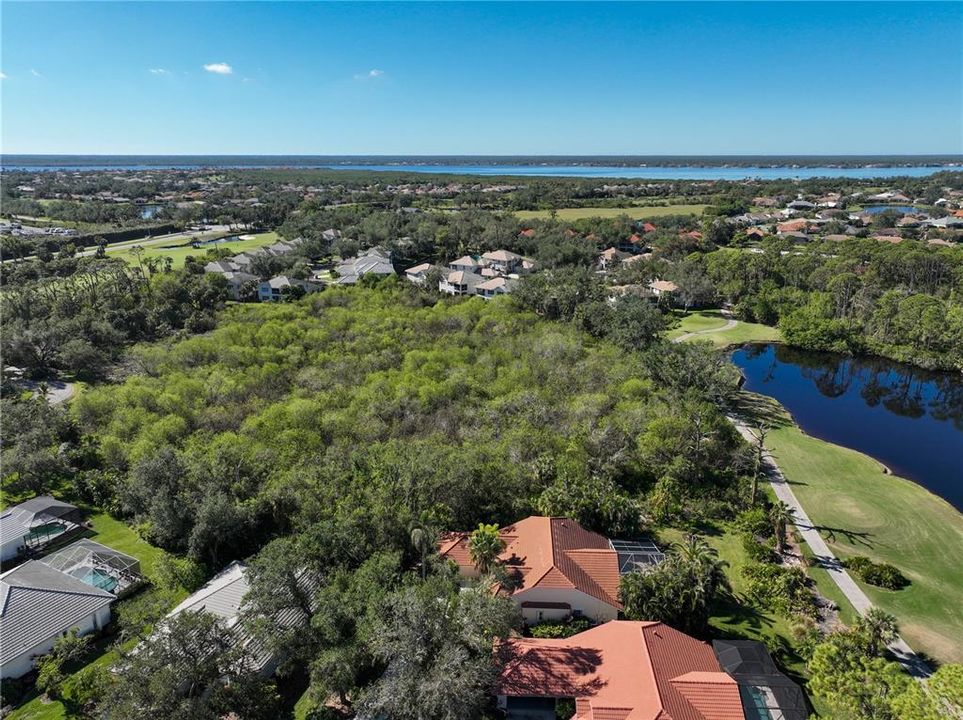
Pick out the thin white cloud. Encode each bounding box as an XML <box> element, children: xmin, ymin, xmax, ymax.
<box><xmin>354</xmin><ymin>68</ymin><xmax>385</xmax><ymax>80</ymax></box>
<box><xmin>149</xmin><ymin>68</ymin><xmax>170</xmax><ymax>76</ymax></box>
<box><xmin>0</xmin><ymin>72</ymin><xmax>7</xmax><ymax>80</ymax></box>
<box><xmin>30</xmin><ymin>69</ymin><xmax>43</xmax><ymax>77</ymax></box>
<box><xmin>203</xmin><ymin>62</ymin><xmax>233</xmax><ymax>75</ymax></box>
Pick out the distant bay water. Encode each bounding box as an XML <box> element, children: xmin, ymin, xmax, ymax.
<box><xmin>2</xmin><ymin>155</ymin><xmax>961</xmax><ymax>180</ymax></box>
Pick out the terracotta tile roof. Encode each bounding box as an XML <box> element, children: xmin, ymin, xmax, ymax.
<box><xmin>497</xmin><ymin>621</ymin><xmax>744</xmax><ymax>720</ymax></box>
<box><xmin>671</xmin><ymin>672</ymin><xmax>744</xmax><ymax>720</ymax></box>
<box><xmin>482</xmin><ymin>249</ymin><xmax>523</xmax><ymax>262</ymax></box>
<box><xmin>649</xmin><ymin>280</ymin><xmax>679</xmax><ymax>294</ymax></box>
<box><xmin>450</xmin><ymin>255</ymin><xmax>479</xmax><ymax>267</ymax></box>
<box><xmin>777</xmin><ymin>219</ymin><xmax>808</xmax><ymax>233</ymax></box>
<box><xmin>439</xmin><ymin>516</ymin><xmax>621</xmax><ymax>609</ymax></box>
<box><xmin>642</xmin><ymin>223</ymin><xmax>657</xmax><ymax>233</ymax></box>
<box><xmin>519</xmin><ymin>228</ymin><xmax>536</xmax><ymax>237</ymax></box>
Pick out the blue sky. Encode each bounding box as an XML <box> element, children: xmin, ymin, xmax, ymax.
<box><xmin>2</xmin><ymin>2</ymin><xmax>960</xmax><ymax>155</ymax></box>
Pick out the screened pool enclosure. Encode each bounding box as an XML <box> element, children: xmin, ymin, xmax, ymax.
<box><xmin>40</xmin><ymin>539</ymin><xmax>143</xmax><ymax>596</ymax></box>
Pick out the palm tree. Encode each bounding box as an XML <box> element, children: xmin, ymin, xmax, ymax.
<box><xmin>858</xmin><ymin>607</ymin><xmax>899</xmax><ymax>657</ymax></box>
<box><xmin>769</xmin><ymin>501</ymin><xmax>795</xmax><ymax>555</ymax></box>
<box><xmin>674</xmin><ymin>534</ymin><xmax>731</xmax><ymax>597</ymax></box>
<box><xmin>410</xmin><ymin>527</ymin><xmax>430</xmax><ymax>581</ymax></box>
<box><xmin>468</xmin><ymin>523</ymin><xmax>504</xmax><ymax>576</ymax></box>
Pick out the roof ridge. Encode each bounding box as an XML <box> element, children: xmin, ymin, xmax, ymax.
<box><xmin>559</xmin><ymin>551</ymin><xmax>620</xmax><ymax>607</ymax></box>
<box><xmin>547</xmin><ymin>518</ymin><xmax>621</xmax><ymax>607</ymax></box>
<box><xmin>2</xmin><ymin>582</ymin><xmax>114</xmax><ymax>601</ymax></box>
<box><xmin>638</xmin><ymin>623</ymin><xmax>667</xmax><ymax>718</ymax></box>
<box><xmin>525</xmin><ymin>564</ymin><xmax>559</xmax><ymax>589</ymax></box>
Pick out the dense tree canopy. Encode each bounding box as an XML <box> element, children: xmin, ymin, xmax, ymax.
<box><xmin>64</xmin><ymin>286</ymin><xmax>749</xmax><ymax>571</ymax></box>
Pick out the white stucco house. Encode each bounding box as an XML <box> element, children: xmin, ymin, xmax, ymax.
<box><xmin>438</xmin><ymin>516</ymin><xmax>663</xmax><ymax>625</ymax></box>
<box><xmin>0</xmin><ymin>561</ymin><xmax>114</xmax><ymax>679</ymax></box>
<box><xmin>1</xmin><ymin>496</ymin><xmax>82</xmax><ymax>563</ymax></box>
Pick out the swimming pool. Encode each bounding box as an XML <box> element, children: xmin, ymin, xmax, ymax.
<box><xmin>75</xmin><ymin>568</ymin><xmax>119</xmax><ymax>593</ymax></box>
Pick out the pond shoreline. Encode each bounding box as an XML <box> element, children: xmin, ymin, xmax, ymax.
<box><xmin>731</xmin><ymin>343</ymin><xmax>963</xmax><ymax>512</ymax></box>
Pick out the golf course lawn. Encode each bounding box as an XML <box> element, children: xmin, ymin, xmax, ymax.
<box><xmin>665</xmin><ymin>310</ymin><xmax>783</xmax><ymax>347</ymax></box>
<box><xmin>756</xmin><ymin>399</ymin><xmax>963</xmax><ymax>664</ymax></box>
<box><xmin>515</xmin><ymin>204</ymin><xmax>707</xmax><ymax>221</ymax></box>
<box><xmin>107</xmin><ymin>231</ymin><xmax>279</xmax><ymax>269</ymax></box>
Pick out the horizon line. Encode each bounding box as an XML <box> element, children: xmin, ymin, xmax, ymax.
<box><xmin>4</xmin><ymin>153</ymin><xmax>963</xmax><ymax>159</ymax></box>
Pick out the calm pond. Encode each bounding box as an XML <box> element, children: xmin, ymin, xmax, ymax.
<box><xmin>731</xmin><ymin>344</ymin><xmax>963</xmax><ymax>511</ymax></box>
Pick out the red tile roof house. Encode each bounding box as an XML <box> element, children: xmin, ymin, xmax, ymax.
<box><xmin>495</xmin><ymin>620</ymin><xmax>745</xmax><ymax>720</ymax></box>
<box><xmin>776</xmin><ymin>219</ymin><xmax>809</xmax><ymax>235</ymax></box>
<box><xmin>438</xmin><ymin>516</ymin><xmax>623</xmax><ymax>624</ymax></box>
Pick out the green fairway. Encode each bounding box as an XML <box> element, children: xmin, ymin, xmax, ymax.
<box><xmin>666</xmin><ymin>310</ymin><xmax>730</xmax><ymax>337</ymax></box>
<box><xmin>515</xmin><ymin>204</ymin><xmax>708</xmax><ymax>221</ymax></box>
<box><xmin>106</xmin><ymin>231</ymin><xmax>279</xmax><ymax>269</ymax></box>
<box><xmin>742</xmin><ymin>394</ymin><xmax>963</xmax><ymax>664</ymax></box>
<box><xmin>665</xmin><ymin>310</ymin><xmax>782</xmax><ymax>347</ymax></box>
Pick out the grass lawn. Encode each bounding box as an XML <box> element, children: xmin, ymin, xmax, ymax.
<box><xmin>739</xmin><ymin>394</ymin><xmax>963</xmax><ymax>664</ymax></box>
<box><xmin>661</xmin><ymin>521</ymin><xmax>851</xmax><ymax>716</ymax></box>
<box><xmin>293</xmin><ymin>689</ymin><xmax>316</xmax><ymax>720</ymax></box>
<box><xmin>665</xmin><ymin>310</ymin><xmax>730</xmax><ymax>338</ymax></box>
<box><xmin>106</xmin><ymin>231</ymin><xmax>279</xmax><ymax>269</ymax></box>
<box><xmin>515</xmin><ymin>204</ymin><xmax>708</xmax><ymax>221</ymax></box>
<box><xmin>665</xmin><ymin>310</ymin><xmax>783</xmax><ymax>347</ymax></box>
<box><xmin>87</xmin><ymin>513</ymin><xmax>170</xmax><ymax>582</ymax></box>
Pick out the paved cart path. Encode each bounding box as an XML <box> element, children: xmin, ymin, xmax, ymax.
<box><xmin>731</xmin><ymin>419</ymin><xmax>931</xmax><ymax>679</ymax></box>
<box><xmin>672</xmin><ymin>317</ymin><xmax>738</xmax><ymax>343</ymax></box>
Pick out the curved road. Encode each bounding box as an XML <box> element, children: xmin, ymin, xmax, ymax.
<box><xmin>731</xmin><ymin>420</ymin><xmax>930</xmax><ymax>679</ymax></box>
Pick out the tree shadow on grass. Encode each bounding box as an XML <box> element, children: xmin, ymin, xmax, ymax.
<box><xmin>728</xmin><ymin>392</ymin><xmax>793</xmax><ymax>430</ymax></box>
<box><xmin>711</xmin><ymin>592</ymin><xmax>779</xmax><ymax>636</ymax></box>
<box><xmin>808</xmin><ymin>526</ymin><xmax>875</xmax><ymax>550</ymax></box>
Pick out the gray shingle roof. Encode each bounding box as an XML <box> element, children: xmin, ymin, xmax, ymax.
<box><xmin>0</xmin><ymin>561</ymin><xmax>113</xmax><ymax>666</ymax></box>
<box><xmin>6</xmin><ymin>496</ymin><xmax>77</xmax><ymax>524</ymax></box>
<box><xmin>0</xmin><ymin>515</ymin><xmax>30</xmax><ymax>546</ymax></box>
<box><xmin>1</xmin><ymin>496</ymin><xmax>79</xmax><ymax>545</ymax></box>
<box><xmin>168</xmin><ymin>561</ymin><xmax>250</xmax><ymax>623</ymax></box>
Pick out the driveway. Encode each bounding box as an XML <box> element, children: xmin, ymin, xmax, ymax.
<box><xmin>19</xmin><ymin>378</ymin><xmax>77</xmax><ymax>405</ymax></box>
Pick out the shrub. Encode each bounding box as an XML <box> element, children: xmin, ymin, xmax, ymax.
<box><xmin>842</xmin><ymin>556</ymin><xmax>909</xmax><ymax>590</ymax></box>
<box><xmin>861</xmin><ymin>563</ymin><xmax>909</xmax><ymax>590</ymax></box>
<box><xmin>155</xmin><ymin>552</ymin><xmax>207</xmax><ymax>593</ymax></box>
<box><xmin>529</xmin><ymin>618</ymin><xmax>592</xmax><ymax>639</ymax></box>
<box><xmin>843</xmin><ymin>555</ymin><xmax>872</xmax><ymax>574</ymax></box>
<box><xmin>742</xmin><ymin>533</ymin><xmax>776</xmax><ymax>564</ymax></box>
<box><xmin>742</xmin><ymin>562</ymin><xmax>818</xmax><ymax>618</ymax></box>
<box><xmin>735</xmin><ymin>507</ymin><xmax>772</xmax><ymax>538</ymax></box>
